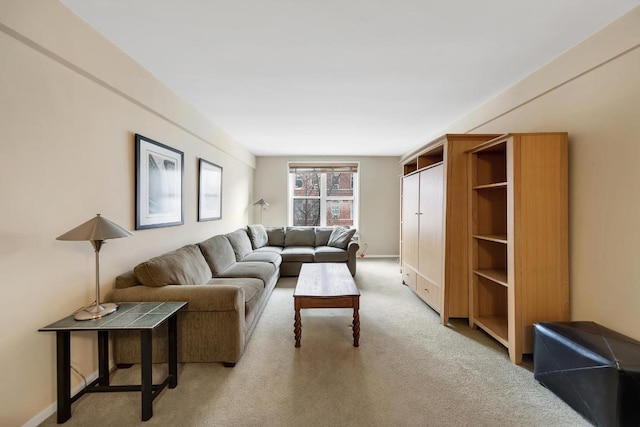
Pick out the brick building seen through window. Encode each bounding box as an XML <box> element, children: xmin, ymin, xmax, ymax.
<box><xmin>289</xmin><ymin>163</ymin><xmax>358</xmax><ymax>228</ymax></box>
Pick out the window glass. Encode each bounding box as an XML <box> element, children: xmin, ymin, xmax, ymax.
<box><xmin>293</xmin><ymin>198</ymin><xmax>320</xmax><ymax>226</ymax></box>
<box><xmin>293</xmin><ymin>172</ymin><xmax>320</xmax><ymax>197</ymax></box>
<box><xmin>289</xmin><ymin>165</ymin><xmax>358</xmax><ymax>228</ymax></box>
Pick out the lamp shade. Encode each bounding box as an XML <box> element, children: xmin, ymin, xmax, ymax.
<box><xmin>56</xmin><ymin>214</ymin><xmax>132</xmax><ymax>320</ymax></box>
<box><xmin>56</xmin><ymin>214</ymin><xmax>132</xmax><ymax>242</ymax></box>
<box><xmin>253</xmin><ymin>199</ymin><xmax>269</xmax><ymax>208</ymax></box>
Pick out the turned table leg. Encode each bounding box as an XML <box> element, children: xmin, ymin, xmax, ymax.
<box><xmin>352</xmin><ymin>296</ymin><xmax>360</xmax><ymax>347</ymax></box>
<box><xmin>294</xmin><ymin>300</ymin><xmax>302</xmax><ymax>348</ymax></box>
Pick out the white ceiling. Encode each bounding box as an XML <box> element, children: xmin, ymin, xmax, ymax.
<box><xmin>61</xmin><ymin>0</ymin><xmax>640</xmax><ymax>157</ymax></box>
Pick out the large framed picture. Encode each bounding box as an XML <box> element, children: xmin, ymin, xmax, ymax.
<box><xmin>198</xmin><ymin>158</ymin><xmax>223</xmax><ymax>221</ymax></box>
<box><xmin>135</xmin><ymin>134</ymin><xmax>184</xmax><ymax>230</ymax></box>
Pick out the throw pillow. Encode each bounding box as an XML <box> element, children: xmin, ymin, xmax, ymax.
<box><xmin>247</xmin><ymin>224</ymin><xmax>268</xmax><ymax>249</ymax></box>
<box><xmin>327</xmin><ymin>227</ymin><xmax>356</xmax><ymax>249</ymax></box>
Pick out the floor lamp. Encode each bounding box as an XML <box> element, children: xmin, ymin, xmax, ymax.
<box><xmin>57</xmin><ymin>214</ymin><xmax>133</xmax><ymax>320</ymax></box>
<box><xmin>253</xmin><ymin>199</ymin><xmax>269</xmax><ymax>224</ymax></box>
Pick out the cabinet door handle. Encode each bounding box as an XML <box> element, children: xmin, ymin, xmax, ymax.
<box><xmin>423</xmin><ymin>288</ymin><xmax>430</xmax><ymax>293</ymax></box>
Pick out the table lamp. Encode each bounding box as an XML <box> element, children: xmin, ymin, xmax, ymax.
<box><xmin>57</xmin><ymin>214</ymin><xmax>133</xmax><ymax>320</ymax></box>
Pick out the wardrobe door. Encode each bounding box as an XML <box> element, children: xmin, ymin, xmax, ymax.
<box><xmin>418</xmin><ymin>164</ymin><xmax>444</xmax><ymax>288</ymax></box>
<box><xmin>401</xmin><ymin>173</ymin><xmax>420</xmax><ymax>271</ymax></box>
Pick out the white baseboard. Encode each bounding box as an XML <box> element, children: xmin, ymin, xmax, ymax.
<box><xmin>23</xmin><ymin>369</ymin><xmax>99</xmax><ymax>427</ymax></box>
<box><xmin>357</xmin><ymin>254</ymin><xmax>399</xmax><ymax>259</ymax></box>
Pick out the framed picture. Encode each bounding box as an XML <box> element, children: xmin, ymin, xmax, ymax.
<box><xmin>198</xmin><ymin>158</ymin><xmax>223</xmax><ymax>221</ymax></box>
<box><xmin>135</xmin><ymin>134</ymin><xmax>184</xmax><ymax>230</ymax></box>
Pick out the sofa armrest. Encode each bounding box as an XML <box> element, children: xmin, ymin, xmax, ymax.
<box><xmin>115</xmin><ymin>270</ymin><xmax>140</xmax><ymax>289</ymax></box>
<box><xmin>106</xmin><ymin>284</ymin><xmax>244</xmax><ymax>313</ymax></box>
<box><xmin>347</xmin><ymin>240</ymin><xmax>360</xmax><ymax>276</ymax></box>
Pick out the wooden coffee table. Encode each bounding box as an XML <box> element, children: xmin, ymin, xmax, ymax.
<box><xmin>294</xmin><ymin>263</ymin><xmax>360</xmax><ymax>347</ymax></box>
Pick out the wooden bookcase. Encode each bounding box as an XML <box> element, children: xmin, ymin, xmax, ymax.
<box><xmin>400</xmin><ymin>134</ymin><xmax>500</xmax><ymax>324</ymax></box>
<box><xmin>467</xmin><ymin>133</ymin><xmax>569</xmax><ymax>364</ymax></box>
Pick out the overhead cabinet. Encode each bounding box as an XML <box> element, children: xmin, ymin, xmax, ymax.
<box><xmin>467</xmin><ymin>133</ymin><xmax>569</xmax><ymax>364</ymax></box>
<box><xmin>400</xmin><ymin>134</ymin><xmax>500</xmax><ymax>324</ymax></box>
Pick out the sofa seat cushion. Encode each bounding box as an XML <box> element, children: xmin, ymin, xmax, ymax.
<box><xmin>219</xmin><ymin>262</ymin><xmax>276</xmax><ymax>285</ymax></box>
<box><xmin>285</xmin><ymin>227</ymin><xmax>316</xmax><ymax>247</ymax></box>
<box><xmin>226</xmin><ymin>229</ymin><xmax>254</xmax><ymax>261</ymax></box>
<box><xmin>134</xmin><ymin>244</ymin><xmax>212</xmax><ymax>287</ymax></box>
<box><xmin>198</xmin><ymin>235</ymin><xmax>237</xmax><ymax>276</ymax></box>
<box><xmin>240</xmin><ymin>251</ymin><xmax>282</xmax><ymax>268</ymax></box>
<box><xmin>254</xmin><ymin>246</ymin><xmax>283</xmax><ymax>254</ymax></box>
<box><xmin>280</xmin><ymin>246</ymin><xmax>315</xmax><ymax>262</ymax></box>
<box><xmin>314</xmin><ymin>246</ymin><xmax>349</xmax><ymax>262</ymax></box>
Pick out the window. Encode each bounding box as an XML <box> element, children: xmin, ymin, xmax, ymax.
<box><xmin>288</xmin><ymin>162</ymin><xmax>359</xmax><ymax>228</ymax></box>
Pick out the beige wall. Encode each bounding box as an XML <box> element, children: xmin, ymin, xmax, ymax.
<box><xmin>417</xmin><ymin>7</ymin><xmax>640</xmax><ymax>341</ymax></box>
<box><xmin>254</xmin><ymin>157</ymin><xmax>401</xmax><ymax>256</ymax></box>
<box><xmin>0</xmin><ymin>2</ymin><xmax>255</xmax><ymax>425</ymax></box>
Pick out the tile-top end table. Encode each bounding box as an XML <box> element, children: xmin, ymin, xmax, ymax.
<box><xmin>39</xmin><ymin>301</ymin><xmax>187</xmax><ymax>423</ymax></box>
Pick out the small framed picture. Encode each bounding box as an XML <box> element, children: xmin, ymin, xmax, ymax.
<box><xmin>198</xmin><ymin>158</ymin><xmax>223</xmax><ymax>221</ymax></box>
<box><xmin>135</xmin><ymin>134</ymin><xmax>184</xmax><ymax>230</ymax></box>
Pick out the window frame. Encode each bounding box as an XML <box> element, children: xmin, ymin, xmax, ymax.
<box><xmin>287</xmin><ymin>162</ymin><xmax>359</xmax><ymax>228</ymax></box>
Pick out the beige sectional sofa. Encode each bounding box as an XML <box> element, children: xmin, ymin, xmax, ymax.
<box><xmin>106</xmin><ymin>225</ymin><xmax>358</xmax><ymax>366</ymax></box>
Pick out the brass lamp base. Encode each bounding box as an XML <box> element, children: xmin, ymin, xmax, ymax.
<box><xmin>74</xmin><ymin>302</ymin><xmax>118</xmax><ymax>321</ymax></box>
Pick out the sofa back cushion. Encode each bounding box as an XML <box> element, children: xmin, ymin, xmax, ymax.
<box><xmin>327</xmin><ymin>227</ymin><xmax>357</xmax><ymax>249</ymax></box>
<box><xmin>198</xmin><ymin>235</ymin><xmax>237</xmax><ymax>276</ymax></box>
<box><xmin>134</xmin><ymin>244</ymin><xmax>212</xmax><ymax>287</ymax></box>
<box><xmin>226</xmin><ymin>229</ymin><xmax>254</xmax><ymax>261</ymax></box>
<box><xmin>266</xmin><ymin>227</ymin><xmax>285</xmax><ymax>247</ymax></box>
<box><xmin>285</xmin><ymin>227</ymin><xmax>316</xmax><ymax>247</ymax></box>
<box><xmin>315</xmin><ymin>227</ymin><xmax>334</xmax><ymax>246</ymax></box>
<box><xmin>247</xmin><ymin>224</ymin><xmax>268</xmax><ymax>249</ymax></box>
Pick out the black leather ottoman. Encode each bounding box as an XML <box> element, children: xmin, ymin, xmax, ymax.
<box><xmin>533</xmin><ymin>321</ymin><xmax>640</xmax><ymax>427</ymax></box>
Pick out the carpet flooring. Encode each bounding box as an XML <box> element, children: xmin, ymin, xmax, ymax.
<box><xmin>39</xmin><ymin>258</ymin><xmax>589</xmax><ymax>426</ymax></box>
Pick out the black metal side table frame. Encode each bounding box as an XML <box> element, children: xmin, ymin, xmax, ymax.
<box><xmin>40</xmin><ymin>301</ymin><xmax>187</xmax><ymax>423</ymax></box>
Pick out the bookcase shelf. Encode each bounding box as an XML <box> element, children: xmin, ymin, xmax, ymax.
<box><xmin>474</xmin><ymin>315</ymin><xmax>508</xmax><ymax>347</ymax></box>
<box><xmin>473</xmin><ymin>182</ymin><xmax>507</xmax><ymax>190</ymax></box>
<box><xmin>474</xmin><ymin>269</ymin><xmax>508</xmax><ymax>286</ymax></box>
<box><xmin>473</xmin><ymin>234</ymin><xmax>508</xmax><ymax>244</ymax></box>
